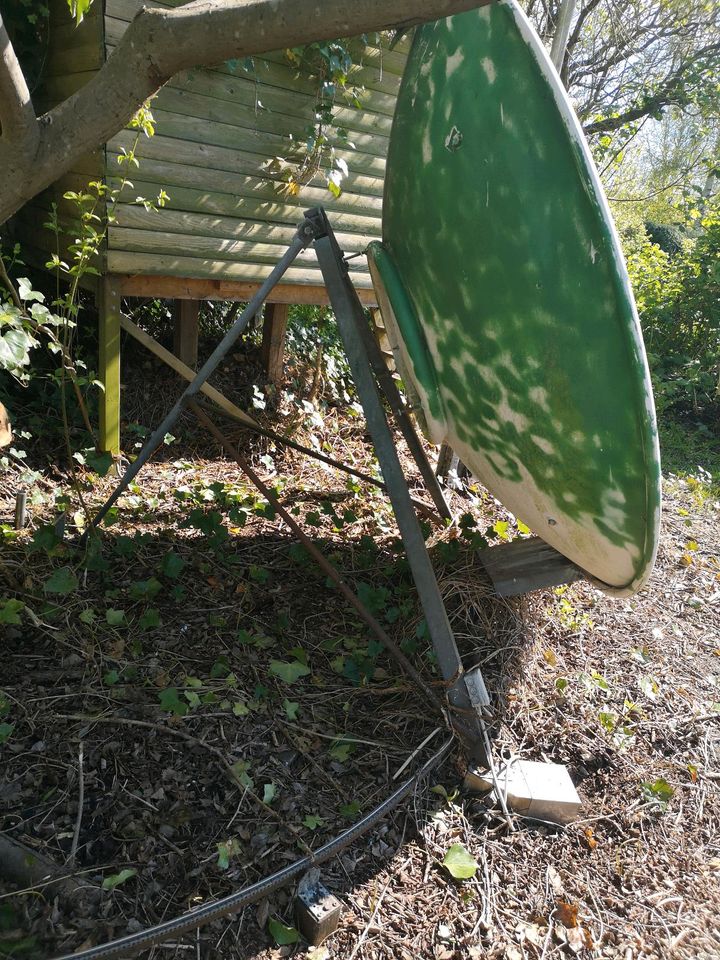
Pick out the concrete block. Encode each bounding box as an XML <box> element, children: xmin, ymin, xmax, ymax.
<box><xmin>465</xmin><ymin>759</ymin><xmax>581</xmax><ymax>824</ymax></box>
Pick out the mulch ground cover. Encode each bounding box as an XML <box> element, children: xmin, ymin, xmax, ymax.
<box><xmin>1</xmin><ymin>334</ymin><xmax>718</xmax><ymax>959</ymax></box>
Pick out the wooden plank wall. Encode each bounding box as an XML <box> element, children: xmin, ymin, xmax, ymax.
<box><xmin>103</xmin><ymin>0</ymin><xmax>408</xmax><ymax>292</ymax></box>
<box><xmin>12</xmin><ymin>0</ymin><xmax>104</xmax><ymax>277</ymax></box>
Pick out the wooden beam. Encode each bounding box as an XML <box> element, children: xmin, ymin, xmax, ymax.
<box><xmin>119</xmin><ymin>313</ymin><xmax>257</xmax><ymax>427</ymax></box>
<box><xmin>115</xmin><ymin>274</ymin><xmax>378</xmax><ymax>307</ymax></box>
<box><xmin>261</xmin><ymin>302</ymin><xmax>290</xmax><ymax>386</ymax></box>
<box><xmin>98</xmin><ymin>276</ymin><xmax>122</xmax><ymax>454</ymax></box>
<box><xmin>173</xmin><ymin>298</ymin><xmax>200</xmax><ymax>368</ymax></box>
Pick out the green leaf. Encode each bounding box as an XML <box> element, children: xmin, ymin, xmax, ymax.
<box><xmin>232</xmin><ymin>701</ymin><xmax>250</xmax><ymax>717</ymax></box>
<box><xmin>493</xmin><ymin>520</ymin><xmax>510</xmax><ymax>540</ymax></box>
<box><xmin>210</xmin><ymin>656</ymin><xmax>231</xmax><ymax>679</ymax></box>
<box><xmin>16</xmin><ymin>278</ymin><xmax>44</xmax><ymax>303</ymax></box>
<box><xmin>129</xmin><ymin>578</ymin><xmax>162</xmax><ymax>600</ymax></box>
<box><xmin>67</xmin><ymin>0</ymin><xmax>94</xmax><ymax>26</ymax></box>
<box><xmin>263</xmin><ymin>782</ymin><xmax>276</xmax><ymax>804</ymax></box>
<box><xmin>216</xmin><ymin>838</ymin><xmax>240</xmax><ymax>870</ymax></box>
<box><xmin>268</xmin><ymin>919</ymin><xmax>300</xmax><ymax>946</ymax></box>
<box><xmin>282</xmin><ymin>699</ymin><xmax>300</xmax><ymax>720</ymax></box>
<box><xmin>84</xmin><ymin>449</ymin><xmax>113</xmax><ymax>477</ymax></box>
<box><xmin>103</xmin><ymin>669</ymin><xmax>120</xmax><ymax>687</ymax></box>
<box><xmin>329</xmin><ymin>740</ymin><xmax>354</xmax><ymax>762</ymax></box>
<box><xmin>641</xmin><ymin>778</ymin><xmax>674</xmax><ymax>806</ymax></box>
<box><xmin>161</xmin><ymin>550</ymin><xmax>185</xmax><ymax>579</ymax></box>
<box><xmin>0</xmin><ymin>599</ymin><xmax>24</xmax><ymax>625</ymax></box>
<box><xmin>79</xmin><ymin>607</ymin><xmax>96</xmax><ymax>624</ymax></box>
<box><xmin>139</xmin><ymin>608</ymin><xmax>161</xmax><ymax>630</ymax></box>
<box><xmin>0</xmin><ymin>723</ymin><xmax>15</xmax><ymax>744</ymax></box>
<box><xmin>158</xmin><ymin>688</ymin><xmax>188</xmax><ymax>717</ymax></box>
<box><xmin>230</xmin><ymin>760</ymin><xmax>254</xmax><ymax>789</ymax></box>
<box><xmin>102</xmin><ymin>867</ymin><xmax>136</xmax><ymax>890</ymax></box>
<box><xmin>302</xmin><ymin>814</ymin><xmax>323</xmax><ymax>830</ymax></box>
<box><xmin>105</xmin><ymin>608</ymin><xmax>126</xmax><ymax>626</ymax></box>
<box><xmin>340</xmin><ymin>800</ymin><xmax>361</xmax><ymax>818</ymax></box>
<box><xmin>269</xmin><ymin>660</ymin><xmax>311</xmax><ymax>684</ymax></box>
<box><xmin>249</xmin><ymin>564</ymin><xmax>270</xmax><ymax>583</ymax></box>
<box><xmin>44</xmin><ymin>566</ymin><xmax>78</xmax><ymax>595</ymax></box>
<box><xmin>442</xmin><ymin>843</ymin><xmax>478</xmax><ymax>880</ymax></box>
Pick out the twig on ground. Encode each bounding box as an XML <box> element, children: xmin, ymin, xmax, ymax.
<box><xmin>68</xmin><ymin>740</ymin><xmax>84</xmax><ymax>867</ymax></box>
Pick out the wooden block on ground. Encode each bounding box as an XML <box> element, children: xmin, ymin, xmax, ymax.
<box><xmin>478</xmin><ymin>536</ymin><xmax>583</xmax><ymax>596</ymax></box>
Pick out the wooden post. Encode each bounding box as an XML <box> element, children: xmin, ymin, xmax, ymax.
<box><xmin>261</xmin><ymin>302</ymin><xmax>290</xmax><ymax>386</ymax></box>
<box><xmin>98</xmin><ymin>276</ymin><xmax>121</xmax><ymax>455</ymax></box>
<box><xmin>173</xmin><ymin>299</ymin><xmax>200</xmax><ymax>369</ymax></box>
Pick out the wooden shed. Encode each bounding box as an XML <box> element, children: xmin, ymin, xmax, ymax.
<box><xmin>13</xmin><ymin>0</ymin><xmax>409</xmax><ymax>453</ymax></box>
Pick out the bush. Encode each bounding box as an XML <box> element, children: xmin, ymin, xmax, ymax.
<box><xmin>625</xmin><ymin>208</ymin><xmax>720</xmax><ymax>419</ymax></box>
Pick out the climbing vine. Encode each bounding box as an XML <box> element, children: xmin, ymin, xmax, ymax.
<box><xmin>262</xmin><ymin>35</ymin><xmax>388</xmax><ymax>199</ymax></box>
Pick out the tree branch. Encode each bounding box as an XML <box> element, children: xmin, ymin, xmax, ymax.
<box><xmin>583</xmin><ymin>41</ymin><xmax>720</xmax><ymax>135</ymax></box>
<box><xmin>0</xmin><ymin>11</ymin><xmax>37</xmax><ymax>146</ymax></box>
<box><xmin>0</xmin><ymin>0</ymin><xmax>489</xmax><ymax>225</ymax></box>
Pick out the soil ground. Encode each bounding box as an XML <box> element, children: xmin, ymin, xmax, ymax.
<box><xmin>1</xmin><ymin>334</ymin><xmax>719</xmax><ymax>960</ymax></box>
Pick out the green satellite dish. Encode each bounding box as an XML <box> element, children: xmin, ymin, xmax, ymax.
<box><xmin>368</xmin><ymin>0</ymin><xmax>661</xmax><ymax>596</ymax></box>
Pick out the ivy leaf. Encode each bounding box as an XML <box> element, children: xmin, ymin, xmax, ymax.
<box><xmin>283</xmin><ymin>699</ymin><xmax>300</xmax><ymax>720</ymax></box>
<box><xmin>158</xmin><ymin>688</ymin><xmax>188</xmax><ymax>717</ymax></box>
<box><xmin>16</xmin><ymin>278</ymin><xmax>44</xmax><ymax>303</ymax></box>
<box><xmin>84</xmin><ymin>448</ymin><xmax>113</xmax><ymax>477</ymax></box>
<box><xmin>44</xmin><ymin>566</ymin><xmax>78</xmax><ymax>595</ymax></box>
<box><xmin>106</xmin><ymin>608</ymin><xmax>126</xmax><ymax>626</ymax></box>
<box><xmin>216</xmin><ymin>838</ymin><xmax>240</xmax><ymax>870</ymax></box>
<box><xmin>161</xmin><ymin>551</ymin><xmax>185</xmax><ymax>579</ymax></box>
<box><xmin>329</xmin><ymin>740</ymin><xmax>354</xmax><ymax>762</ymax></box>
<box><xmin>102</xmin><ymin>868</ymin><xmax>136</xmax><ymax>890</ymax></box>
<box><xmin>263</xmin><ymin>782</ymin><xmax>277</xmax><ymax>804</ymax></box>
<box><xmin>641</xmin><ymin>778</ymin><xmax>674</xmax><ymax>806</ymax></box>
<box><xmin>442</xmin><ymin>843</ymin><xmax>478</xmax><ymax>880</ymax></box>
<box><xmin>139</xmin><ymin>608</ymin><xmax>161</xmax><ymax>630</ymax></box>
<box><xmin>268</xmin><ymin>919</ymin><xmax>300</xmax><ymax>946</ymax></box>
<box><xmin>0</xmin><ymin>599</ymin><xmax>24</xmax><ymax>624</ymax></box>
<box><xmin>0</xmin><ymin>723</ymin><xmax>15</xmax><ymax>744</ymax></box>
<box><xmin>230</xmin><ymin>760</ymin><xmax>254</xmax><ymax>790</ymax></box>
<box><xmin>302</xmin><ymin>814</ymin><xmax>323</xmax><ymax>830</ymax></box>
<box><xmin>269</xmin><ymin>660</ymin><xmax>311</xmax><ymax>684</ymax></box>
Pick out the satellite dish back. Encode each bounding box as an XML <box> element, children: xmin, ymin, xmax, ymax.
<box><xmin>368</xmin><ymin>0</ymin><xmax>661</xmax><ymax>596</ymax></box>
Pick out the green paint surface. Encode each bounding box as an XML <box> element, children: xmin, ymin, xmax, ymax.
<box><xmin>373</xmin><ymin>1</ymin><xmax>661</xmax><ymax>593</ymax></box>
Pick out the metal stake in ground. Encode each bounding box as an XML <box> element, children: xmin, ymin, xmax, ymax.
<box><xmin>309</xmin><ymin>208</ymin><xmax>489</xmax><ymax>763</ymax></box>
<box><xmin>87</xmin><ymin>220</ymin><xmax>316</xmax><ymax>532</ymax></box>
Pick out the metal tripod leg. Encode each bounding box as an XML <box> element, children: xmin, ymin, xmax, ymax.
<box><xmin>88</xmin><ymin>219</ymin><xmax>316</xmax><ymax>532</ymax></box>
<box><xmin>309</xmin><ymin>207</ymin><xmax>489</xmax><ymax>762</ymax></box>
